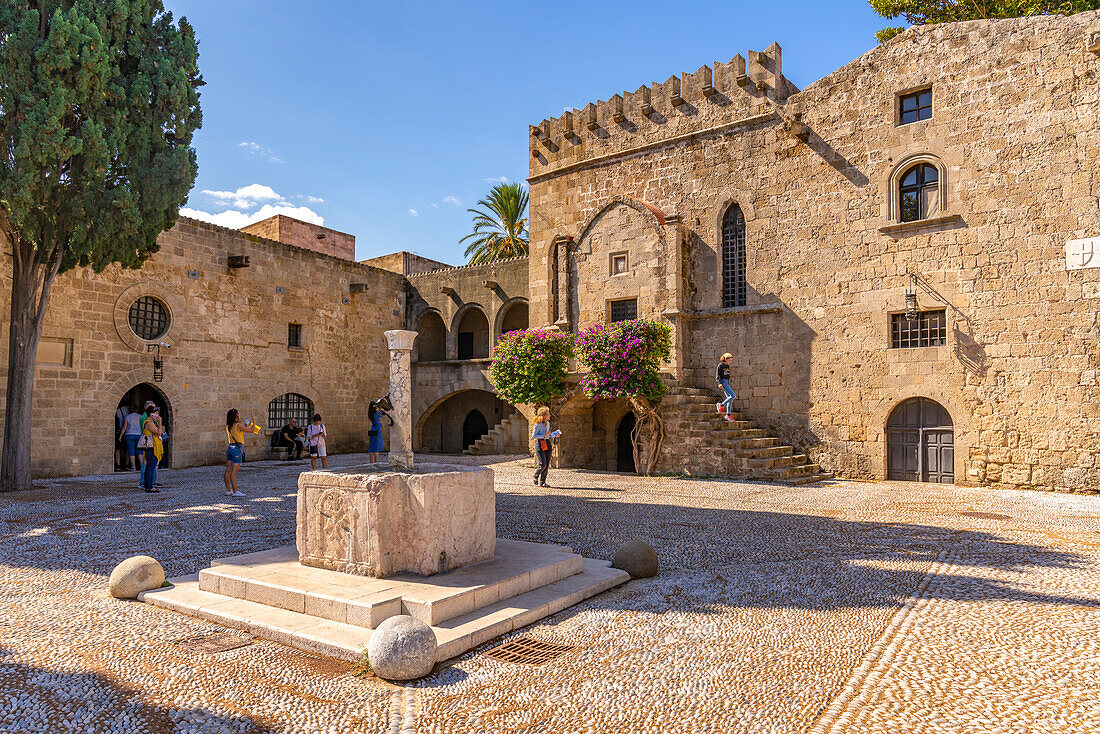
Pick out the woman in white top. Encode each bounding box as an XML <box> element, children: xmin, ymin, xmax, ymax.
<box><xmin>305</xmin><ymin>413</ymin><xmax>328</xmax><ymax>470</ymax></box>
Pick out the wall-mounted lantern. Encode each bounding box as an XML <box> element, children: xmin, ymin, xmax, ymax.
<box><xmin>905</xmin><ymin>274</ymin><xmax>919</xmax><ymax>320</ymax></box>
<box><xmin>147</xmin><ymin>342</ymin><xmax>170</xmax><ymax>382</ymax></box>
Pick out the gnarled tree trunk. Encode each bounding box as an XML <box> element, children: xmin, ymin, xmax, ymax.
<box><xmin>628</xmin><ymin>395</ymin><xmax>664</xmax><ymax>477</ymax></box>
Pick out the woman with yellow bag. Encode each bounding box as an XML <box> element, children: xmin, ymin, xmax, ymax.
<box><xmin>224</xmin><ymin>408</ymin><xmax>262</xmax><ymax>498</ymax></box>
<box><xmin>138</xmin><ymin>406</ymin><xmax>164</xmax><ymax>493</ymax></box>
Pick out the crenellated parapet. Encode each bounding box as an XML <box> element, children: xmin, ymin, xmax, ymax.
<box><xmin>528</xmin><ymin>43</ymin><xmax>798</xmax><ymax>181</ymax></box>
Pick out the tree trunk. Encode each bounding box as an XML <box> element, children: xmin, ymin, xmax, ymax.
<box><xmin>1</xmin><ymin>250</ymin><xmax>53</xmax><ymax>492</ymax></box>
<box><xmin>628</xmin><ymin>395</ymin><xmax>664</xmax><ymax>477</ymax></box>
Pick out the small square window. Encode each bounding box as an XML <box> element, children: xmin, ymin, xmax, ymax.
<box><xmin>609</xmin><ymin>298</ymin><xmax>638</xmax><ymax>322</ymax></box>
<box><xmin>288</xmin><ymin>323</ymin><xmax>302</xmax><ymax>349</ymax></box>
<box><xmin>899</xmin><ymin>88</ymin><xmax>932</xmax><ymax>125</ymax></box>
<box><xmin>610</xmin><ymin>252</ymin><xmax>628</xmax><ymax>276</ymax></box>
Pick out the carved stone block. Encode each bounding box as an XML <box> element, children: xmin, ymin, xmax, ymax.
<box><xmin>296</xmin><ymin>465</ymin><xmax>495</xmax><ymax>578</ymax></box>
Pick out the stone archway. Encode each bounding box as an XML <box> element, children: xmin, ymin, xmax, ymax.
<box><xmin>116</xmin><ymin>383</ymin><xmax>173</xmax><ymax>468</ymax></box>
<box><xmin>886</xmin><ymin>397</ymin><xmax>954</xmax><ymax>483</ymax></box>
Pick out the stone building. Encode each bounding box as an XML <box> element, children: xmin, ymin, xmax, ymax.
<box><xmin>1</xmin><ymin>11</ymin><xmax>1097</xmax><ymax>492</ymax></box>
<box><xmin>526</xmin><ymin>12</ymin><xmax>1100</xmax><ymax>491</ymax></box>
<box><xmin>0</xmin><ymin>218</ymin><xmax>405</xmax><ymax>477</ymax></box>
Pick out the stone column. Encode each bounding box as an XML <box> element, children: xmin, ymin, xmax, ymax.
<box><xmin>385</xmin><ymin>330</ymin><xmax>417</xmax><ymax>470</ymax></box>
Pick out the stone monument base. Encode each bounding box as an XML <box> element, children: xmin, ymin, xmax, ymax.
<box><xmin>140</xmin><ymin>538</ymin><xmax>628</xmax><ymax>662</ymax></box>
<box><xmin>296</xmin><ymin>465</ymin><xmax>495</xmax><ymax>578</ymax></box>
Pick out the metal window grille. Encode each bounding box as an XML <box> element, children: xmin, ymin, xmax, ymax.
<box><xmin>891</xmin><ymin>310</ymin><xmax>947</xmax><ymax>348</ymax></box>
<box><xmin>609</xmin><ymin>298</ymin><xmax>637</xmax><ymax>322</ymax></box>
<box><xmin>900</xmin><ymin>89</ymin><xmax>932</xmax><ymax>124</ymax></box>
<box><xmin>128</xmin><ymin>296</ymin><xmax>169</xmax><ymax>341</ymax></box>
<box><xmin>721</xmin><ymin>204</ymin><xmax>746</xmax><ymax>308</ymax></box>
<box><xmin>288</xmin><ymin>323</ymin><xmax>302</xmax><ymax>348</ymax></box>
<box><xmin>268</xmin><ymin>393</ymin><xmax>314</xmax><ymax>429</ymax></box>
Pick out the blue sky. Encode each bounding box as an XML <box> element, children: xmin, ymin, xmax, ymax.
<box><xmin>164</xmin><ymin>1</ymin><xmax>887</xmax><ymax>264</ymax></box>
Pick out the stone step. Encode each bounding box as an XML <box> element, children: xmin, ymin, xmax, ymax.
<box><xmin>780</xmin><ymin>471</ymin><xmax>834</xmax><ymax>486</ymax></box>
<box><xmin>200</xmin><ymin>538</ymin><xmax>582</xmax><ymax>627</ymax></box>
<box><xmin>140</xmin><ymin>559</ymin><xmax>629</xmax><ymax>664</ymax></box>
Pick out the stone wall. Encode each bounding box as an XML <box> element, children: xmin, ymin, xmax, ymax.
<box><xmin>361</xmin><ymin>251</ymin><xmax>451</xmax><ymax>276</ymax></box>
<box><xmin>528</xmin><ymin>13</ymin><xmax>1100</xmax><ymax>492</ymax></box>
<box><xmin>406</xmin><ymin>257</ymin><xmax>529</xmax><ymax>361</ymax></box>
<box><xmin>240</xmin><ymin>215</ymin><xmax>356</xmax><ymax>261</ymax></box>
<box><xmin>0</xmin><ymin>218</ymin><xmax>405</xmax><ymax>477</ymax></box>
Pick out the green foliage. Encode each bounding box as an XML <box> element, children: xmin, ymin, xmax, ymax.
<box><xmin>461</xmin><ymin>182</ymin><xmax>529</xmax><ymax>264</ymax></box>
<box><xmin>0</xmin><ymin>0</ymin><xmax>203</xmax><ymax>272</ymax></box>
<box><xmin>488</xmin><ymin>328</ymin><xmax>573</xmax><ymax>407</ymax></box>
<box><xmin>574</xmin><ymin>319</ymin><xmax>672</xmax><ymax>402</ymax></box>
<box><xmin>869</xmin><ymin>0</ymin><xmax>1100</xmax><ymax>41</ymax></box>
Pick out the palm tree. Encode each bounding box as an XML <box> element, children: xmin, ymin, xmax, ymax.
<box><xmin>461</xmin><ymin>182</ymin><xmax>529</xmax><ymax>264</ymax></box>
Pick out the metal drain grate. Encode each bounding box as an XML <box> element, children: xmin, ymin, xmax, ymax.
<box><xmin>960</xmin><ymin>511</ymin><xmax>1012</xmax><ymax>521</ymax></box>
<box><xmin>485</xmin><ymin>636</ymin><xmax>575</xmax><ymax>665</ymax></box>
<box><xmin>177</xmin><ymin>632</ymin><xmax>252</xmax><ymax>654</ymax></box>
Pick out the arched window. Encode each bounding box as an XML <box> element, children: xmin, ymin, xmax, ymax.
<box><xmin>498</xmin><ymin>301</ymin><xmax>528</xmax><ymax>336</ymax></box>
<box><xmin>899</xmin><ymin>163</ymin><xmax>939</xmax><ymax>222</ymax></box>
<box><xmin>416</xmin><ymin>311</ymin><xmax>446</xmax><ymax>362</ymax></box>
<box><xmin>456</xmin><ymin>308</ymin><xmax>489</xmax><ymax>360</ymax></box>
<box><xmin>268</xmin><ymin>393</ymin><xmax>314</xmax><ymax>430</ymax></box>
<box><xmin>721</xmin><ymin>204</ymin><xmax>746</xmax><ymax>308</ymax></box>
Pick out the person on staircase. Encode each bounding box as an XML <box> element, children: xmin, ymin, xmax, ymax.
<box><xmin>716</xmin><ymin>352</ymin><xmax>737</xmax><ymax>422</ymax></box>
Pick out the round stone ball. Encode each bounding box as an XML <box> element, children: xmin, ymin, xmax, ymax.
<box><xmin>367</xmin><ymin>615</ymin><xmax>437</xmax><ymax>680</ymax></box>
<box><xmin>109</xmin><ymin>555</ymin><xmax>166</xmax><ymax>599</ymax></box>
<box><xmin>612</xmin><ymin>540</ymin><xmax>658</xmax><ymax>579</ymax></box>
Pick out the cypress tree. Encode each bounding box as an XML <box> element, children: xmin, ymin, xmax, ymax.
<box><xmin>0</xmin><ymin>0</ymin><xmax>202</xmax><ymax>490</ymax></box>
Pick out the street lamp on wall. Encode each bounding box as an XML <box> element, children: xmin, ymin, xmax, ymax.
<box><xmin>147</xmin><ymin>342</ymin><xmax>170</xmax><ymax>383</ymax></box>
<box><xmin>905</xmin><ymin>274</ymin><xmax>919</xmax><ymax>321</ymax></box>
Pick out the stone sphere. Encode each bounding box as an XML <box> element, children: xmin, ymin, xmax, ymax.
<box><xmin>367</xmin><ymin>615</ymin><xmax>437</xmax><ymax>680</ymax></box>
<box><xmin>611</xmin><ymin>539</ymin><xmax>658</xmax><ymax>579</ymax></box>
<box><xmin>109</xmin><ymin>556</ymin><xmax>166</xmax><ymax>599</ymax></box>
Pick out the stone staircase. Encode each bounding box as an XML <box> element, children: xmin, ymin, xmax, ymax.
<box><xmin>464</xmin><ymin>413</ymin><xmax>530</xmax><ymax>456</ymax></box>
<box><xmin>658</xmin><ymin>387</ymin><xmax>832</xmax><ymax>485</ymax></box>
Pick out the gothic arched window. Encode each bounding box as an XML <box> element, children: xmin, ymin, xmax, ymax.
<box><xmin>721</xmin><ymin>204</ymin><xmax>747</xmax><ymax>308</ymax></box>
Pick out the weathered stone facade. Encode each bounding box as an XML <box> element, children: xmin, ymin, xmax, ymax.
<box><xmin>2</xmin><ymin>12</ymin><xmax>1097</xmax><ymax>492</ymax></box>
<box><xmin>0</xmin><ymin>218</ymin><xmax>405</xmax><ymax>477</ymax></box>
<box><xmin>527</xmin><ymin>12</ymin><xmax>1100</xmax><ymax>492</ymax></box>
<box><xmin>405</xmin><ymin>258</ymin><xmax>529</xmax><ymax>454</ymax></box>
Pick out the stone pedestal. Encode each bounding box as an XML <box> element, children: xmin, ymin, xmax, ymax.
<box><xmin>384</xmin><ymin>329</ymin><xmax>416</xmax><ymax>470</ymax></box>
<box><xmin>296</xmin><ymin>465</ymin><xmax>495</xmax><ymax>577</ymax></box>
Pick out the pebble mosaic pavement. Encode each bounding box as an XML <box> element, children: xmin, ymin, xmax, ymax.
<box><xmin>1</xmin><ymin>453</ymin><xmax>1099</xmax><ymax>733</ymax></box>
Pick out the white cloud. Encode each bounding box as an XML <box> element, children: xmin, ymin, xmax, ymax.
<box><xmin>202</xmin><ymin>183</ymin><xmax>284</xmax><ymax>209</ymax></box>
<box><xmin>442</xmin><ymin>195</ymin><xmax>462</xmax><ymax>206</ymax></box>
<box><xmin>408</xmin><ymin>209</ymin><xmax>419</xmax><ymax>217</ymax></box>
<box><xmin>483</xmin><ymin>176</ymin><xmax>509</xmax><ymax>184</ymax></box>
<box><xmin>181</xmin><ymin>203</ymin><xmax>324</xmax><ymax>229</ymax></box>
<box><xmin>238</xmin><ymin>141</ymin><xmax>285</xmax><ymax>164</ymax></box>
<box><xmin>305</xmin><ymin>195</ymin><xmax>325</xmax><ymax>204</ymax></box>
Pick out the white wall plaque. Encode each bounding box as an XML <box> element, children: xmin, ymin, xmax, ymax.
<box><xmin>1066</xmin><ymin>237</ymin><xmax>1099</xmax><ymax>270</ymax></box>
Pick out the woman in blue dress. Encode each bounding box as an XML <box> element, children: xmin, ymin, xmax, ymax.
<box><xmin>367</xmin><ymin>400</ymin><xmax>393</xmax><ymax>463</ymax></box>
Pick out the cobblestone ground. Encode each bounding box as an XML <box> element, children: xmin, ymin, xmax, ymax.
<box><xmin>1</xmin><ymin>454</ymin><xmax>1099</xmax><ymax>733</ymax></box>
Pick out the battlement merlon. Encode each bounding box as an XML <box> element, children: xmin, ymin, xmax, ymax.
<box><xmin>528</xmin><ymin>43</ymin><xmax>798</xmax><ymax>151</ymax></box>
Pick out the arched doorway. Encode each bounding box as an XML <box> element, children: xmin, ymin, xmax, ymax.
<box><xmin>887</xmin><ymin>397</ymin><xmax>953</xmax><ymax>483</ymax></box>
<box><xmin>461</xmin><ymin>410</ymin><xmax>489</xmax><ymax>451</ymax></box>
<box><xmin>116</xmin><ymin>383</ymin><xmax>172</xmax><ymax>468</ymax></box>
<box><xmin>616</xmin><ymin>413</ymin><xmax>636</xmax><ymax>473</ymax></box>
